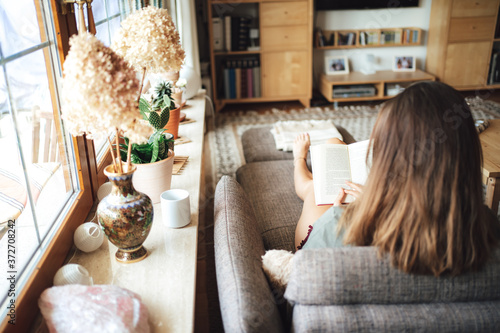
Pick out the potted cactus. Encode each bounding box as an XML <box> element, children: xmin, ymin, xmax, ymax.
<box><xmin>120</xmin><ymin>81</ymin><xmax>177</xmax><ymax>204</ymax></box>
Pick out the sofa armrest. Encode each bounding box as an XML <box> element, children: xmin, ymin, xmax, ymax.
<box><xmin>214</xmin><ymin>176</ymin><xmax>284</xmax><ymax>332</ymax></box>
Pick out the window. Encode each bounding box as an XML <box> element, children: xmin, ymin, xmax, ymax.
<box><xmin>0</xmin><ymin>1</ymin><xmax>94</xmax><ymax>331</ymax></box>
<box><xmin>0</xmin><ymin>1</ymin><xmax>182</xmax><ymax>330</ymax></box>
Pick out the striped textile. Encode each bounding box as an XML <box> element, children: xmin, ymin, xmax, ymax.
<box><xmin>0</xmin><ymin>162</ymin><xmax>60</xmax><ymax>224</ymax></box>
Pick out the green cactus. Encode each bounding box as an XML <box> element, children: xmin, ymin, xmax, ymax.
<box><xmin>152</xmin><ymin>81</ymin><xmax>175</xmax><ymax>111</ymax></box>
<box><xmin>120</xmin><ymin>80</ymin><xmax>177</xmax><ymax>164</ymax></box>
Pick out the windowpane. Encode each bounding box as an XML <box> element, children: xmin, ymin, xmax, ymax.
<box><xmin>0</xmin><ymin>1</ymin><xmax>41</xmax><ymax>58</ymax></box>
<box><xmin>0</xmin><ymin>0</ymin><xmax>79</xmax><ymax>310</ymax></box>
<box><xmin>92</xmin><ymin>0</ymin><xmax>109</xmax><ymax>23</ymax></box>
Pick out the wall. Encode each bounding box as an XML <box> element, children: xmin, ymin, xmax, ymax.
<box><xmin>313</xmin><ymin>0</ymin><xmax>432</xmax><ymax>86</ymax></box>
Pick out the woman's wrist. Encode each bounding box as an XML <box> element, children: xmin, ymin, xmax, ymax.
<box><xmin>294</xmin><ymin>157</ymin><xmax>306</xmax><ymax>164</ymax></box>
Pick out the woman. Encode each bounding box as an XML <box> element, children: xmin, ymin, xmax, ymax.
<box><xmin>293</xmin><ymin>81</ymin><xmax>499</xmax><ymax>276</ymax></box>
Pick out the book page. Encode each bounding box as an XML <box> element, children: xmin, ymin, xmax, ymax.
<box><xmin>310</xmin><ymin>144</ymin><xmax>351</xmax><ymax>205</ymax></box>
<box><xmin>347</xmin><ymin>140</ymin><xmax>370</xmax><ymax>185</ymax></box>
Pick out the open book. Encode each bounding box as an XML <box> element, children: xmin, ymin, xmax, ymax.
<box><xmin>310</xmin><ymin>140</ymin><xmax>370</xmax><ymax>205</ymax></box>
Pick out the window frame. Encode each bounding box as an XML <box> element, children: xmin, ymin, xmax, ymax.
<box><xmin>0</xmin><ymin>1</ymin><xmax>111</xmax><ymax>331</ymax></box>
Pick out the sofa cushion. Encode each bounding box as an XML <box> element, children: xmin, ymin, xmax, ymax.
<box><xmin>286</xmin><ymin>247</ymin><xmax>500</xmax><ymax>305</ymax></box>
<box><xmin>236</xmin><ymin>160</ymin><xmax>301</xmax><ymax>252</ymax></box>
<box><xmin>291</xmin><ymin>302</ymin><xmax>500</xmax><ymax>333</ymax></box>
<box><xmin>241</xmin><ymin>126</ymin><xmax>357</xmax><ymax>164</ymax></box>
<box><xmin>214</xmin><ymin>176</ymin><xmax>284</xmax><ymax>333</ymax></box>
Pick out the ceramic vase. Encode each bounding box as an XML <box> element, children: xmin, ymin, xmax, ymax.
<box><xmin>133</xmin><ymin>150</ymin><xmax>175</xmax><ymax>204</ymax></box>
<box><xmin>97</xmin><ymin>165</ymin><xmax>153</xmax><ymax>263</ymax></box>
<box><xmin>164</xmin><ymin>107</ymin><xmax>181</xmax><ymax>139</ymax></box>
<box><xmin>172</xmin><ymin>89</ymin><xmax>183</xmax><ymax>108</ymax></box>
<box><xmin>163</xmin><ymin>70</ymin><xmax>179</xmax><ymax>86</ymax></box>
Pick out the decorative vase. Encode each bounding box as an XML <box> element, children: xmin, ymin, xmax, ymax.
<box><xmin>97</xmin><ymin>165</ymin><xmax>153</xmax><ymax>263</ymax></box>
<box><xmin>172</xmin><ymin>89</ymin><xmax>183</xmax><ymax>108</ymax></box>
<box><xmin>165</xmin><ymin>107</ymin><xmax>181</xmax><ymax>139</ymax></box>
<box><xmin>133</xmin><ymin>150</ymin><xmax>175</xmax><ymax>204</ymax></box>
<box><xmin>163</xmin><ymin>70</ymin><xmax>179</xmax><ymax>86</ymax></box>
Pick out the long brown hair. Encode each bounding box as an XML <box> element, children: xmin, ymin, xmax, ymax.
<box><xmin>340</xmin><ymin>81</ymin><xmax>499</xmax><ymax>276</ymax></box>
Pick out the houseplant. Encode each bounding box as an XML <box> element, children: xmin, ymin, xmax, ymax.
<box><xmin>120</xmin><ymin>81</ymin><xmax>177</xmax><ymax>203</ymax></box>
<box><xmin>61</xmin><ymin>32</ymin><xmax>154</xmax><ymax>263</ymax></box>
<box><xmin>112</xmin><ymin>6</ymin><xmax>186</xmax><ymax>200</ymax></box>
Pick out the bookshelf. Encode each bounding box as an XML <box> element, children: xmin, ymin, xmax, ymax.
<box><xmin>207</xmin><ymin>0</ymin><xmax>313</xmax><ymax>112</ymax></box>
<box><xmin>319</xmin><ymin>70</ymin><xmax>435</xmax><ymax>103</ymax></box>
<box><xmin>426</xmin><ymin>0</ymin><xmax>500</xmax><ymax>90</ymax></box>
<box><xmin>315</xmin><ymin>27</ymin><xmax>422</xmax><ymax>49</ymax></box>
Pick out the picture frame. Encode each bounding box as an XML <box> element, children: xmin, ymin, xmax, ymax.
<box><xmin>393</xmin><ymin>55</ymin><xmax>416</xmax><ymax>72</ymax></box>
<box><xmin>325</xmin><ymin>56</ymin><xmax>349</xmax><ymax>75</ymax></box>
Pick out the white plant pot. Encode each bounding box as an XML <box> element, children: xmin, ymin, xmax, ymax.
<box><xmin>133</xmin><ymin>150</ymin><xmax>175</xmax><ymax>204</ymax></box>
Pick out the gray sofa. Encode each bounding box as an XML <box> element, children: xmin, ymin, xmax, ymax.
<box><xmin>214</xmin><ymin>127</ymin><xmax>500</xmax><ymax>332</ymax></box>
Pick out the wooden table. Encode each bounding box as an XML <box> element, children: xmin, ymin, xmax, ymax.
<box><xmin>71</xmin><ymin>91</ymin><xmax>206</xmax><ymax>332</ymax></box>
<box><xmin>480</xmin><ymin>119</ymin><xmax>500</xmax><ymax>215</ymax></box>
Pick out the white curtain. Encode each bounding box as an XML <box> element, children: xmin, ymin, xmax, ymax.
<box><xmin>174</xmin><ymin>0</ymin><xmax>201</xmax><ymax>99</ymax></box>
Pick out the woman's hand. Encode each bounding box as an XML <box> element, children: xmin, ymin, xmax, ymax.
<box><xmin>333</xmin><ymin>188</ymin><xmax>347</xmax><ymax>206</ymax></box>
<box><xmin>332</xmin><ymin>181</ymin><xmax>364</xmax><ymax>206</ymax></box>
<box><xmin>344</xmin><ymin>181</ymin><xmax>363</xmax><ymax>199</ymax></box>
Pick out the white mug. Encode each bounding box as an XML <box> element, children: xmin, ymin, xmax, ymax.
<box><xmin>160</xmin><ymin>189</ymin><xmax>191</xmax><ymax>228</ymax></box>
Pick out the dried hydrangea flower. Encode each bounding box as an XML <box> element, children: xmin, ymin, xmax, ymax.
<box><xmin>123</xmin><ymin>119</ymin><xmax>153</xmax><ymax>145</ymax></box>
<box><xmin>112</xmin><ymin>6</ymin><xmax>185</xmax><ymax>74</ymax></box>
<box><xmin>62</xmin><ymin>32</ymin><xmax>141</xmax><ymax>140</ymax></box>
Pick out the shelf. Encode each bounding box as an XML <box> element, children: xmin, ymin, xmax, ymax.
<box><xmin>319</xmin><ymin>70</ymin><xmax>435</xmax><ymax>103</ymax></box>
<box><xmin>315</xmin><ymin>27</ymin><xmax>422</xmax><ymax>49</ymax></box>
<box><xmin>316</xmin><ymin>43</ymin><xmax>421</xmax><ymax>50</ymax></box>
<box><xmin>214</xmin><ymin>50</ymin><xmax>261</xmax><ymax>56</ymax></box>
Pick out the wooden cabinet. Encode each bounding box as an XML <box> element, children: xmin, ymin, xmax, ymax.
<box><xmin>426</xmin><ymin>0</ymin><xmax>500</xmax><ymax>89</ymax></box>
<box><xmin>207</xmin><ymin>0</ymin><xmax>313</xmax><ymax>112</ymax></box>
<box><xmin>262</xmin><ymin>51</ymin><xmax>309</xmax><ymax>97</ymax></box>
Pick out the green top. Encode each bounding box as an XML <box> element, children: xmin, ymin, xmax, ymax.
<box><xmin>301</xmin><ymin>205</ymin><xmax>348</xmax><ymax>249</ymax></box>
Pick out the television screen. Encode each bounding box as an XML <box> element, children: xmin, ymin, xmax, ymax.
<box><xmin>316</xmin><ymin>0</ymin><xmax>420</xmax><ymax>11</ymax></box>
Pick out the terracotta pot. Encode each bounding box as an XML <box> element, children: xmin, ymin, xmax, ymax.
<box><xmin>132</xmin><ymin>150</ymin><xmax>175</xmax><ymax>204</ymax></box>
<box><xmin>97</xmin><ymin>165</ymin><xmax>153</xmax><ymax>263</ymax></box>
<box><xmin>165</xmin><ymin>107</ymin><xmax>181</xmax><ymax>139</ymax></box>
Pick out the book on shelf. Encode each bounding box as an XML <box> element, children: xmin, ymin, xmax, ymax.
<box><xmin>338</xmin><ymin>32</ymin><xmax>355</xmax><ymax>46</ymax></box>
<box><xmin>240</xmin><ymin>60</ymin><xmax>248</xmax><ymax>99</ymax></box>
<box><xmin>328</xmin><ymin>33</ymin><xmax>335</xmax><ymax>46</ymax></box>
<box><xmin>310</xmin><ymin>140</ymin><xmax>370</xmax><ymax>205</ymax></box>
<box><xmin>252</xmin><ymin>58</ymin><xmax>261</xmax><ymax>98</ymax></box>
<box><xmin>403</xmin><ymin>29</ymin><xmax>419</xmax><ymax>44</ymax></box>
<box><xmin>359</xmin><ymin>31</ymin><xmax>366</xmax><ymax>45</ymax></box>
<box><xmin>224</xmin><ymin>16</ymin><xmax>231</xmax><ymax>52</ymax></box>
<box><xmin>223</xmin><ymin>62</ymin><xmax>231</xmax><ymax>99</ymax></box>
<box><xmin>380</xmin><ymin>30</ymin><xmax>400</xmax><ymax>45</ymax></box>
<box><xmin>223</xmin><ymin>16</ymin><xmax>252</xmax><ymax>52</ymax></box>
<box><xmin>235</xmin><ymin>64</ymin><xmax>241</xmax><ymax>99</ymax></box>
<box><xmin>212</xmin><ymin>17</ymin><xmax>224</xmax><ymax>51</ymax></box>
<box><xmin>222</xmin><ymin>58</ymin><xmax>261</xmax><ymax>99</ymax></box>
<box><xmin>317</xmin><ymin>29</ymin><xmax>326</xmax><ymax>47</ymax></box>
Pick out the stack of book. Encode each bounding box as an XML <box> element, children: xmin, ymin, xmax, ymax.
<box><xmin>403</xmin><ymin>29</ymin><xmax>419</xmax><ymax>44</ymax></box>
<box><xmin>223</xmin><ymin>58</ymin><xmax>261</xmax><ymax>99</ymax></box>
<box><xmin>358</xmin><ymin>31</ymin><xmax>379</xmax><ymax>46</ymax></box>
<box><xmin>380</xmin><ymin>30</ymin><xmax>402</xmax><ymax>45</ymax></box>
<box><xmin>212</xmin><ymin>16</ymin><xmax>252</xmax><ymax>52</ymax></box>
<box><xmin>338</xmin><ymin>32</ymin><xmax>355</xmax><ymax>46</ymax></box>
<box><xmin>316</xmin><ymin>29</ymin><xmax>335</xmax><ymax>47</ymax></box>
